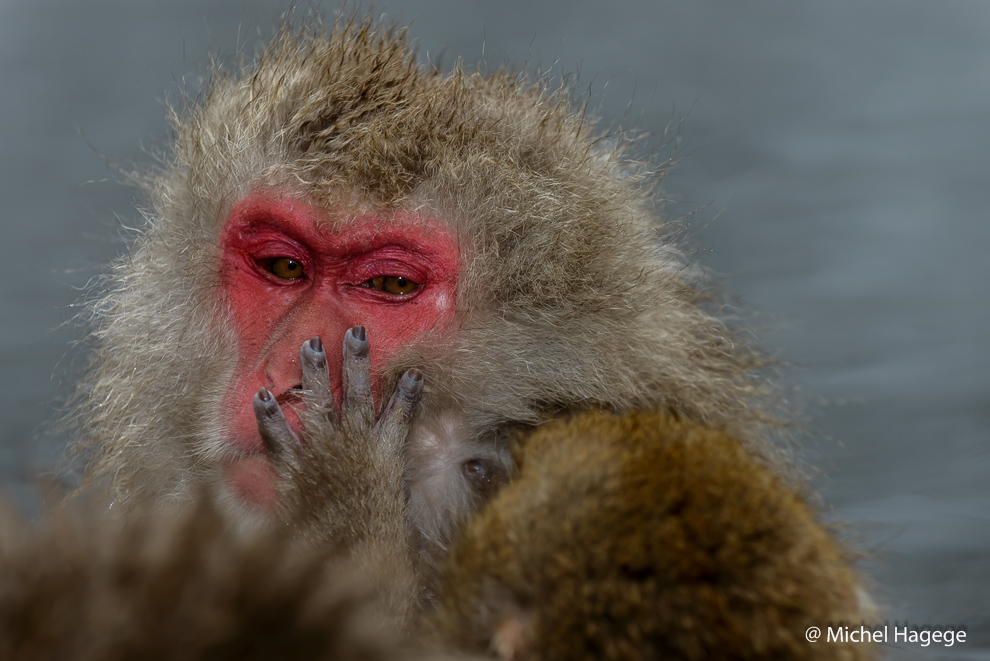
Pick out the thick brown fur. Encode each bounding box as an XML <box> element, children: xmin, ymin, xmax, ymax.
<box><xmin>0</xmin><ymin>497</ymin><xmax>463</xmax><ymax>661</ymax></box>
<box><xmin>431</xmin><ymin>409</ymin><xmax>874</xmax><ymax>660</ymax></box>
<box><xmin>70</xmin><ymin>16</ymin><xmax>780</xmax><ymax>571</ymax></box>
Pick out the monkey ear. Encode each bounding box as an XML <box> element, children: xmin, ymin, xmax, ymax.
<box><xmin>492</xmin><ymin>612</ymin><xmax>531</xmax><ymax>661</ymax></box>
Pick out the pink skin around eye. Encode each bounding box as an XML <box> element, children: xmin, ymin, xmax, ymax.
<box><xmin>217</xmin><ymin>193</ymin><xmax>460</xmax><ymax>513</ymax></box>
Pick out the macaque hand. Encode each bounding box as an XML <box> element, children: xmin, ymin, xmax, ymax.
<box><xmin>252</xmin><ymin>326</ymin><xmax>423</xmax><ymax>547</ymax></box>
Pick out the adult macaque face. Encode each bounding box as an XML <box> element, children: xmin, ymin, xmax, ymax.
<box><xmin>217</xmin><ymin>193</ymin><xmax>459</xmax><ymax>510</ymax></box>
<box><xmin>74</xmin><ymin>22</ymin><xmax>776</xmax><ymax>572</ymax></box>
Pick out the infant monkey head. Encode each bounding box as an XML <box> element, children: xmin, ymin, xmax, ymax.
<box><xmin>433</xmin><ymin>410</ymin><xmax>875</xmax><ymax>661</ymax></box>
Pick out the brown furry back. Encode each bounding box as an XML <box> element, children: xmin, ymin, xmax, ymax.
<box><xmin>0</xmin><ymin>497</ymin><xmax>465</xmax><ymax>661</ymax></box>
<box><xmin>432</xmin><ymin>409</ymin><xmax>873</xmax><ymax>660</ymax></box>
<box><xmin>70</xmin><ymin>16</ymin><xmax>781</xmax><ymax>508</ymax></box>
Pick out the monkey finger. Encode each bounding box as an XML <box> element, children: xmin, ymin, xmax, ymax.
<box><xmin>341</xmin><ymin>326</ymin><xmax>375</xmax><ymax>434</ymax></box>
<box><xmin>373</xmin><ymin>369</ymin><xmax>424</xmax><ymax>455</ymax></box>
<box><xmin>253</xmin><ymin>387</ymin><xmax>304</xmax><ymax>470</ymax></box>
<box><xmin>300</xmin><ymin>337</ymin><xmax>334</xmax><ymax>414</ymax></box>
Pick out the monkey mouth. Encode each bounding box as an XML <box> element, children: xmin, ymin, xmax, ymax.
<box><xmin>245</xmin><ymin>384</ymin><xmax>306</xmax><ymax>457</ymax></box>
<box><xmin>271</xmin><ymin>387</ymin><xmax>306</xmax><ymax>441</ymax></box>
<box><xmin>221</xmin><ymin>387</ymin><xmax>308</xmax><ymax>459</ymax></box>
<box><xmin>276</xmin><ymin>387</ymin><xmax>305</xmax><ymax>410</ymax></box>
<box><xmin>220</xmin><ymin>389</ymin><xmax>308</xmax><ymax>514</ymax></box>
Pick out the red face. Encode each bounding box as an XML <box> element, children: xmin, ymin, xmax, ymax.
<box><xmin>217</xmin><ymin>193</ymin><xmax>460</xmax><ymax>511</ymax></box>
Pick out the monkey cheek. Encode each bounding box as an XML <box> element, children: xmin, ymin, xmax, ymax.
<box><xmin>221</xmin><ymin>455</ymin><xmax>280</xmax><ymax>515</ymax></box>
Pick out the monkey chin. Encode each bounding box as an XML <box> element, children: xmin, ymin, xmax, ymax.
<box><xmin>221</xmin><ymin>454</ymin><xmax>279</xmax><ymax>516</ymax></box>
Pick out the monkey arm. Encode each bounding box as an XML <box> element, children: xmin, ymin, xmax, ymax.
<box><xmin>253</xmin><ymin>327</ymin><xmax>424</xmax><ymax>628</ymax></box>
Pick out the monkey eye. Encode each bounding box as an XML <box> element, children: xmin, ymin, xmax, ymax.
<box><xmin>264</xmin><ymin>257</ymin><xmax>305</xmax><ymax>280</ymax></box>
<box><xmin>364</xmin><ymin>276</ymin><xmax>419</xmax><ymax>296</ymax></box>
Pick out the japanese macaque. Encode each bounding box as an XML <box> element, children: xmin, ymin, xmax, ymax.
<box><xmin>72</xmin><ymin>17</ymin><xmax>773</xmax><ymax>579</ymax></box>
<box><xmin>255</xmin><ymin>351</ymin><xmax>875</xmax><ymax>659</ymax></box>
<box><xmin>53</xmin><ymin>12</ymin><xmax>872</xmax><ymax>658</ymax></box>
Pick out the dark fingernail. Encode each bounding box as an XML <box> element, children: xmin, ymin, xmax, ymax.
<box><xmin>257</xmin><ymin>387</ymin><xmax>272</xmax><ymax>402</ymax></box>
<box><xmin>351</xmin><ymin>325</ymin><xmax>367</xmax><ymax>342</ymax></box>
<box><xmin>400</xmin><ymin>369</ymin><xmax>425</xmax><ymax>393</ymax></box>
<box><xmin>308</xmin><ymin>337</ymin><xmax>323</xmax><ymax>353</ymax></box>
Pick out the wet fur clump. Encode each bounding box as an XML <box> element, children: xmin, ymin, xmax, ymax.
<box><xmin>432</xmin><ymin>409</ymin><xmax>874</xmax><ymax>661</ymax></box>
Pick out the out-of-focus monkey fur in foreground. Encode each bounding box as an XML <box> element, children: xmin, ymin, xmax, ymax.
<box><xmin>1</xmin><ymin>14</ymin><xmax>876</xmax><ymax>661</ymax></box>
<box><xmin>1</xmin><ymin>410</ymin><xmax>870</xmax><ymax>660</ymax></box>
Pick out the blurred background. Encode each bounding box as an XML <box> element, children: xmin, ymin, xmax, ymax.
<box><xmin>1</xmin><ymin>1</ymin><xmax>987</xmax><ymax>657</ymax></box>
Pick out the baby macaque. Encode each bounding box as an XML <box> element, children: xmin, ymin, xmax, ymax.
<box><xmin>430</xmin><ymin>409</ymin><xmax>876</xmax><ymax>661</ymax></box>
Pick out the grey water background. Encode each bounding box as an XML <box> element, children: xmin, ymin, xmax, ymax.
<box><xmin>1</xmin><ymin>0</ymin><xmax>987</xmax><ymax>657</ymax></box>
